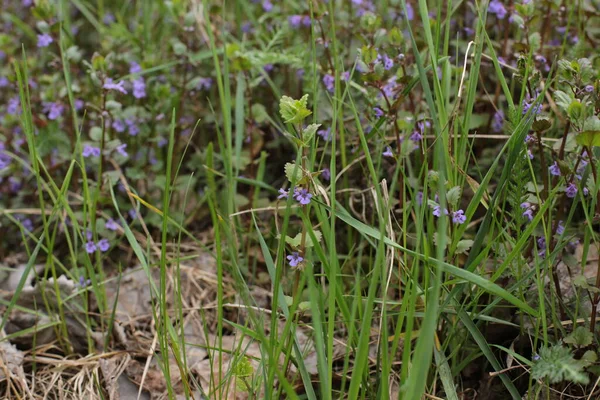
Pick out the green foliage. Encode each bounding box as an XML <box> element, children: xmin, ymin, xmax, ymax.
<box><xmin>564</xmin><ymin>326</ymin><xmax>593</xmax><ymax>348</ymax></box>
<box><xmin>532</xmin><ymin>345</ymin><xmax>589</xmax><ymax>385</ymax></box>
<box><xmin>279</xmin><ymin>94</ymin><xmax>312</xmax><ymax>124</ymax></box>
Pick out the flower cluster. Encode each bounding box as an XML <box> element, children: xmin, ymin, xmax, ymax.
<box><xmin>278</xmin><ymin>187</ymin><xmax>313</xmax><ymax>205</ymax></box>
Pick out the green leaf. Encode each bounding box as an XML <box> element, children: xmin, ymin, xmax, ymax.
<box><xmin>302</xmin><ymin>123</ymin><xmax>321</xmax><ymax>144</ymax></box>
<box><xmin>446</xmin><ymin>186</ymin><xmax>461</xmax><ymax>207</ymax></box>
<box><xmin>532</xmin><ymin>345</ymin><xmax>589</xmax><ymax>385</ymax></box>
<box><xmin>554</xmin><ymin>90</ymin><xmax>572</xmax><ymax>112</ymax></box>
<box><xmin>284</xmin><ymin>162</ymin><xmax>307</xmax><ymax>184</ymax></box>
<box><xmin>564</xmin><ymin>326</ymin><xmax>594</xmax><ymax>347</ymax></box>
<box><xmin>285</xmin><ymin>230</ymin><xmax>322</xmax><ymax>248</ymax></box>
<box><xmin>532</xmin><ymin>118</ymin><xmax>551</xmax><ymax>132</ymax></box>
<box><xmin>279</xmin><ymin>94</ymin><xmax>312</xmax><ymax>124</ymax></box>
<box><xmin>456</xmin><ymin>240</ymin><xmax>474</xmax><ymax>255</ymax></box>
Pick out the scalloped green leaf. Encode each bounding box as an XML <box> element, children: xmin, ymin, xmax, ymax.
<box><xmin>279</xmin><ymin>94</ymin><xmax>312</xmax><ymax>124</ymax></box>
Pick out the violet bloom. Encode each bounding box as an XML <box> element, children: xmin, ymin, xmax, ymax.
<box><xmin>522</xmin><ymin>100</ymin><xmax>542</xmax><ymax>115</ymax></box>
<box><xmin>548</xmin><ymin>161</ymin><xmax>561</xmax><ymax>176</ymax></box>
<box><xmin>492</xmin><ymin>110</ymin><xmax>504</xmax><ymax>133</ymax></box>
<box><xmin>103</xmin><ymin>78</ymin><xmax>128</xmax><ymax>94</ymax></box>
<box><xmin>416</xmin><ymin>191</ymin><xmax>423</xmax><ymax>205</ymax></box>
<box><xmin>278</xmin><ymin>188</ymin><xmax>289</xmax><ymax>199</ymax></box>
<box><xmin>37</xmin><ymin>33</ymin><xmax>53</xmax><ymax>48</ymax></box>
<box><xmin>404</xmin><ymin>3</ymin><xmax>414</xmax><ymax>20</ymax></box>
<box><xmin>126</xmin><ymin>119</ymin><xmax>140</xmax><ymax>136</ymax></box>
<box><xmin>82</xmin><ymin>145</ymin><xmax>101</xmax><ymax>157</ymax></box>
<box><xmin>116</xmin><ymin>143</ymin><xmax>128</xmax><ymax>157</ymax></box>
<box><xmin>97</xmin><ymin>238</ymin><xmax>110</xmax><ymax>252</ymax></box>
<box><xmin>322</xmin><ymin>168</ymin><xmax>331</xmax><ymax>181</ymax></box>
<box><xmin>323</xmin><ymin>74</ymin><xmax>335</xmax><ymax>92</ymax></box>
<box><xmin>75</xmin><ymin>99</ymin><xmax>84</xmax><ymax>110</ymax></box>
<box><xmin>302</xmin><ymin>16</ymin><xmax>311</xmax><ymax>26</ymax></box>
<box><xmin>0</xmin><ymin>77</ymin><xmax>9</xmax><ymax>88</ymax></box>
<box><xmin>341</xmin><ymin>71</ymin><xmax>350</xmax><ymax>81</ymax></box>
<box><xmin>452</xmin><ymin>210</ymin><xmax>467</xmax><ymax>225</ymax></box>
<box><xmin>373</xmin><ymin>107</ymin><xmax>384</xmax><ymax>118</ymax></box>
<box><xmin>585</xmin><ymin>85</ymin><xmax>594</xmax><ymax>93</ymax></box>
<box><xmin>129</xmin><ymin>62</ymin><xmax>142</xmax><ymax>74</ymax></box>
<box><xmin>7</xmin><ymin>97</ymin><xmax>20</xmax><ymax>115</ymax></box>
<box><xmin>132</xmin><ymin>77</ymin><xmax>146</xmax><ymax>99</ymax></box>
<box><xmin>197</xmin><ymin>77</ymin><xmax>213</xmax><ymax>90</ymax></box>
<box><xmin>103</xmin><ymin>13</ymin><xmax>115</xmax><ymax>25</ymax></box>
<box><xmin>105</xmin><ymin>218</ymin><xmax>119</xmax><ymax>231</ymax></box>
<box><xmin>432</xmin><ymin>205</ymin><xmax>449</xmax><ymax>217</ymax></box>
<box><xmin>410</xmin><ymin>130</ymin><xmax>423</xmax><ymax>142</ymax></box>
<box><xmin>287</xmin><ymin>252</ymin><xmax>304</xmax><ymax>267</ymax></box>
<box><xmin>79</xmin><ymin>276</ymin><xmax>92</xmax><ymax>288</ymax></box>
<box><xmin>381</xmin><ymin>54</ymin><xmax>394</xmax><ymax>70</ymax></box>
<box><xmin>112</xmin><ymin>119</ymin><xmax>126</xmax><ymax>133</ymax></box>
<box><xmin>46</xmin><ymin>102</ymin><xmax>65</xmax><ymax>120</ymax></box>
<box><xmin>85</xmin><ymin>241</ymin><xmax>97</xmax><ymax>254</ymax></box>
<box><xmin>565</xmin><ymin>183</ymin><xmax>577</xmax><ymax>198</ymax></box>
<box><xmin>383</xmin><ymin>146</ymin><xmax>393</xmax><ymax>157</ymax></box>
<box><xmin>288</xmin><ymin>15</ymin><xmax>303</xmax><ymax>28</ymax></box>
<box><xmin>489</xmin><ymin>0</ymin><xmax>507</xmax><ymax>19</ymax></box>
<box><xmin>294</xmin><ymin>188</ymin><xmax>313</xmax><ymax>205</ymax></box>
<box><xmin>557</xmin><ymin>220</ymin><xmax>565</xmax><ymax>235</ymax></box>
<box><xmin>262</xmin><ymin>0</ymin><xmax>273</xmax><ymax>11</ymax></box>
<box><xmin>537</xmin><ymin>237</ymin><xmax>546</xmax><ymax>258</ymax></box>
<box><xmin>317</xmin><ymin>127</ymin><xmax>331</xmax><ymax>141</ymax></box>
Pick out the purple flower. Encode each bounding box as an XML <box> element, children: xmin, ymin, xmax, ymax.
<box><xmin>302</xmin><ymin>16</ymin><xmax>311</xmax><ymax>27</ymax></box>
<box><xmin>287</xmin><ymin>252</ymin><xmax>304</xmax><ymax>268</ymax></box>
<box><xmin>492</xmin><ymin>110</ymin><xmax>504</xmax><ymax>133</ymax></box>
<box><xmin>489</xmin><ymin>0</ymin><xmax>507</xmax><ymax>19</ymax></box>
<box><xmin>7</xmin><ymin>97</ymin><xmax>20</xmax><ymax>115</ymax></box>
<box><xmin>126</xmin><ymin>119</ymin><xmax>140</xmax><ymax>136</ymax></box>
<box><xmin>289</xmin><ymin>15</ymin><xmax>303</xmax><ymax>28</ymax></box>
<box><xmin>322</xmin><ymin>168</ymin><xmax>331</xmax><ymax>181</ymax></box>
<box><xmin>37</xmin><ymin>33</ymin><xmax>53</xmax><ymax>48</ymax></box>
<box><xmin>132</xmin><ymin>77</ymin><xmax>146</xmax><ymax>99</ymax></box>
<box><xmin>416</xmin><ymin>191</ymin><xmax>423</xmax><ymax>205</ymax></box>
<box><xmin>85</xmin><ymin>241</ymin><xmax>97</xmax><ymax>254</ymax></box>
<box><xmin>383</xmin><ymin>146</ymin><xmax>393</xmax><ymax>157</ymax></box>
<box><xmin>0</xmin><ymin>77</ymin><xmax>9</xmax><ymax>88</ymax></box>
<box><xmin>452</xmin><ymin>210</ymin><xmax>467</xmax><ymax>224</ymax></box>
<box><xmin>432</xmin><ymin>205</ymin><xmax>449</xmax><ymax>217</ymax></box>
<box><xmin>527</xmin><ymin>149</ymin><xmax>534</xmax><ymax>160</ymax></box>
<box><xmin>110</xmin><ymin>119</ymin><xmax>125</xmax><ymax>133</ymax></box>
<box><xmin>565</xmin><ymin>183</ymin><xmax>577</xmax><ymax>198</ymax></box>
<box><xmin>381</xmin><ymin>54</ymin><xmax>394</xmax><ymax>70</ymax></box>
<box><xmin>410</xmin><ymin>131</ymin><xmax>423</xmax><ymax>142</ymax></box>
<box><xmin>294</xmin><ymin>188</ymin><xmax>313</xmax><ymax>205</ymax></box>
<box><xmin>105</xmin><ymin>218</ymin><xmax>119</xmax><ymax>231</ymax></box>
<box><xmin>373</xmin><ymin>107</ymin><xmax>384</xmax><ymax>118</ymax></box>
<box><xmin>585</xmin><ymin>85</ymin><xmax>594</xmax><ymax>93</ymax></box>
<box><xmin>278</xmin><ymin>188</ymin><xmax>289</xmax><ymax>199</ymax></box>
<box><xmin>75</xmin><ymin>99</ymin><xmax>84</xmax><ymax>110</ymax></box>
<box><xmin>318</xmin><ymin>127</ymin><xmax>331</xmax><ymax>141</ymax></box>
<box><xmin>557</xmin><ymin>220</ymin><xmax>565</xmax><ymax>235</ymax></box>
<box><xmin>404</xmin><ymin>3</ymin><xmax>414</xmax><ymax>20</ymax></box>
<box><xmin>129</xmin><ymin>62</ymin><xmax>142</xmax><ymax>74</ymax></box>
<box><xmin>323</xmin><ymin>74</ymin><xmax>335</xmax><ymax>92</ymax></box>
<box><xmin>341</xmin><ymin>71</ymin><xmax>350</xmax><ymax>81</ymax></box>
<box><xmin>522</xmin><ymin>100</ymin><xmax>542</xmax><ymax>115</ymax></box>
<box><xmin>79</xmin><ymin>276</ymin><xmax>92</xmax><ymax>288</ymax></box>
<box><xmin>197</xmin><ymin>77</ymin><xmax>213</xmax><ymax>90</ymax></box>
<box><xmin>549</xmin><ymin>161</ymin><xmax>561</xmax><ymax>176</ymax></box>
<box><xmin>82</xmin><ymin>145</ymin><xmax>101</xmax><ymax>158</ymax></box>
<box><xmin>46</xmin><ymin>102</ymin><xmax>65</xmax><ymax>120</ymax></box>
<box><xmin>116</xmin><ymin>143</ymin><xmax>128</xmax><ymax>157</ymax></box>
<box><xmin>103</xmin><ymin>78</ymin><xmax>128</xmax><ymax>94</ymax></box>
<box><xmin>262</xmin><ymin>0</ymin><xmax>273</xmax><ymax>11</ymax></box>
<box><xmin>103</xmin><ymin>13</ymin><xmax>115</xmax><ymax>25</ymax></box>
<box><xmin>97</xmin><ymin>238</ymin><xmax>110</xmax><ymax>252</ymax></box>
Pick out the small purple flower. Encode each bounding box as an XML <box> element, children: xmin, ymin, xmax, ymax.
<box><xmin>565</xmin><ymin>183</ymin><xmax>577</xmax><ymax>198</ymax></box>
<box><xmin>278</xmin><ymin>188</ymin><xmax>289</xmax><ymax>199</ymax></box>
<box><xmin>112</xmin><ymin>119</ymin><xmax>126</xmax><ymax>133</ymax></box>
<box><xmin>116</xmin><ymin>144</ymin><xmax>128</xmax><ymax>157</ymax></box>
<box><xmin>557</xmin><ymin>220</ymin><xmax>565</xmax><ymax>235</ymax></box>
<box><xmin>75</xmin><ymin>99</ymin><xmax>84</xmax><ymax>110</ymax></box>
<box><xmin>410</xmin><ymin>130</ymin><xmax>423</xmax><ymax>142</ymax></box>
<box><xmin>82</xmin><ymin>145</ymin><xmax>101</xmax><ymax>158</ymax></box>
<box><xmin>103</xmin><ymin>13</ymin><xmax>115</xmax><ymax>25</ymax></box>
<box><xmin>105</xmin><ymin>218</ymin><xmax>119</xmax><ymax>231</ymax></box>
<box><xmin>126</xmin><ymin>119</ymin><xmax>140</xmax><ymax>136</ymax></box>
<box><xmin>527</xmin><ymin>149</ymin><xmax>534</xmax><ymax>160</ymax></box>
<box><xmin>288</xmin><ymin>15</ymin><xmax>303</xmax><ymax>28</ymax></box>
<box><xmin>381</xmin><ymin>54</ymin><xmax>394</xmax><ymax>70</ymax></box>
<box><xmin>522</xmin><ymin>208</ymin><xmax>534</xmax><ymax>221</ymax></box>
<box><xmin>103</xmin><ymin>78</ymin><xmax>128</xmax><ymax>94</ymax></box>
<box><xmin>79</xmin><ymin>276</ymin><xmax>92</xmax><ymax>288</ymax></box>
<box><xmin>262</xmin><ymin>0</ymin><xmax>273</xmax><ymax>11</ymax></box>
<box><xmin>404</xmin><ymin>3</ymin><xmax>414</xmax><ymax>20</ymax></box>
<box><xmin>22</xmin><ymin>219</ymin><xmax>33</xmax><ymax>232</ymax></box>
<box><xmin>585</xmin><ymin>85</ymin><xmax>594</xmax><ymax>93</ymax></box>
<box><xmin>489</xmin><ymin>0</ymin><xmax>507</xmax><ymax>19</ymax></box>
<box><xmin>416</xmin><ymin>191</ymin><xmax>423</xmax><ymax>205</ymax></box>
<box><xmin>97</xmin><ymin>238</ymin><xmax>110</xmax><ymax>252</ymax></box>
<box><xmin>85</xmin><ymin>241</ymin><xmax>97</xmax><ymax>254</ymax></box>
<box><xmin>373</xmin><ymin>107</ymin><xmax>384</xmax><ymax>118</ymax></box>
<box><xmin>294</xmin><ymin>188</ymin><xmax>313</xmax><ymax>205</ymax></box>
<box><xmin>197</xmin><ymin>77</ymin><xmax>213</xmax><ymax>90</ymax></box>
<box><xmin>296</xmin><ymin>68</ymin><xmax>305</xmax><ymax>79</ymax></box>
<box><xmin>492</xmin><ymin>110</ymin><xmax>504</xmax><ymax>133</ymax></box>
<box><xmin>383</xmin><ymin>146</ymin><xmax>393</xmax><ymax>157</ymax></box>
<box><xmin>7</xmin><ymin>97</ymin><xmax>20</xmax><ymax>115</ymax></box>
<box><xmin>0</xmin><ymin>77</ymin><xmax>9</xmax><ymax>88</ymax></box>
<box><xmin>287</xmin><ymin>252</ymin><xmax>304</xmax><ymax>268</ymax></box>
<box><xmin>318</xmin><ymin>127</ymin><xmax>331</xmax><ymax>141</ymax></box>
<box><xmin>322</xmin><ymin>168</ymin><xmax>331</xmax><ymax>181</ymax></box>
<box><xmin>46</xmin><ymin>102</ymin><xmax>65</xmax><ymax>120</ymax></box>
<box><xmin>452</xmin><ymin>210</ymin><xmax>467</xmax><ymax>224</ymax></box>
<box><xmin>548</xmin><ymin>161</ymin><xmax>561</xmax><ymax>176</ymax></box>
<box><xmin>129</xmin><ymin>62</ymin><xmax>142</xmax><ymax>74</ymax></box>
<box><xmin>132</xmin><ymin>77</ymin><xmax>146</xmax><ymax>99</ymax></box>
<box><xmin>323</xmin><ymin>74</ymin><xmax>335</xmax><ymax>92</ymax></box>
<box><xmin>522</xmin><ymin>100</ymin><xmax>542</xmax><ymax>115</ymax></box>
<box><xmin>302</xmin><ymin>16</ymin><xmax>311</xmax><ymax>27</ymax></box>
<box><xmin>432</xmin><ymin>205</ymin><xmax>449</xmax><ymax>217</ymax></box>
<box><xmin>37</xmin><ymin>33</ymin><xmax>53</xmax><ymax>48</ymax></box>
<box><xmin>341</xmin><ymin>71</ymin><xmax>350</xmax><ymax>82</ymax></box>
<box><xmin>584</xmin><ymin>187</ymin><xmax>590</xmax><ymax>196</ymax></box>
